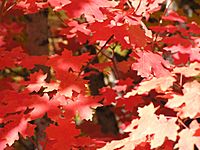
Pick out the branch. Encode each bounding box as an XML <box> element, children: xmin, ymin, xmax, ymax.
<box><xmin>77</xmin><ymin>34</ymin><xmax>114</xmax><ymax>78</ymax></box>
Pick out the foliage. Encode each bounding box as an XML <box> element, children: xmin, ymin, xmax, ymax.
<box><xmin>0</xmin><ymin>0</ymin><xmax>200</xmax><ymax>149</ymax></box>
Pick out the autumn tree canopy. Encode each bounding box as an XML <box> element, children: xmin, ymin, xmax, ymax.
<box><xmin>0</xmin><ymin>0</ymin><xmax>200</xmax><ymax>149</ymax></box>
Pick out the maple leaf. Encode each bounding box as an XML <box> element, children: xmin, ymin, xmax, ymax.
<box><xmin>91</xmin><ymin>61</ymin><xmax>113</xmax><ymax>73</ymax></box>
<box><xmin>99</xmin><ymin>103</ymin><xmax>179</xmax><ymax>150</ymax></box>
<box><xmin>47</xmin><ymin>49</ymin><xmax>91</xmax><ymax>78</ymax></box>
<box><xmin>117</xmin><ymin>96</ymin><xmax>145</xmax><ymax>112</ymax></box>
<box><xmin>132</xmin><ymin>51</ymin><xmax>172</xmax><ymax>78</ymax></box>
<box><xmin>0</xmin><ymin>78</ymin><xmax>15</xmax><ymax>91</ymax></box>
<box><xmin>58</xmin><ymin>72</ymin><xmax>87</xmax><ymax>98</ymax></box>
<box><xmin>15</xmin><ymin>0</ymin><xmax>47</xmax><ymax>14</ymax></box>
<box><xmin>22</xmin><ymin>71</ymin><xmax>59</xmax><ymax>92</ymax></box>
<box><xmin>0</xmin><ymin>114</ymin><xmax>35</xmax><ymax>150</ymax></box>
<box><xmin>63</xmin><ymin>0</ymin><xmax>118</xmax><ymax>22</ymax></box>
<box><xmin>113</xmin><ymin>78</ymin><xmax>133</xmax><ymax>92</ymax></box>
<box><xmin>173</xmin><ymin>62</ymin><xmax>200</xmax><ymax>77</ymax></box>
<box><xmin>101</xmin><ymin>4</ymin><xmax>140</xmax><ymax>25</ymax></box>
<box><xmin>0</xmin><ymin>89</ymin><xmax>57</xmax><ymax>123</ymax></box>
<box><xmin>163</xmin><ymin>35</ymin><xmax>191</xmax><ymax>48</ymax></box>
<box><xmin>164</xmin><ymin>44</ymin><xmax>200</xmax><ymax>62</ymax></box>
<box><xmin>51</xmin><ymin>93</ymin><xmax>101</xmax><ymax>120</ymax></box>
<box><xmin>187</xmin><ymin>22</ymin><xmax>200</xmax><ymax>35</ymax></box>
<box><xmin>128</xmin><ymin>25</ymin><xmax>148</xmax><ymax>47</ymax></box>
<box><xmin>99</xmin><ymin>87</ymin><xmax>117</xmax><ymax>105</ymax></box>
<box><xmin>60</xmin><ymin>20</ymin><xmax>91</xmax><ymax>44</ymax></box>
<box><xmin>166</xmin><ymin>80</ymin><xmax>200</xmax><ymax>119</ymax></box>
<box><xmin>0</xmin><ymin>47</ymin><xmax>22</xmax><ymax>69</ymax></box>
<box><xmin>175</xmin><ymin>120</ymin><xmax>200</xmax><ymax>150</ymax></box>
<box><xmin>150</xmin><ymin>25</ymin><xmax>177</xmax><ymax>34</ymax></box>
<box><xmin>88</xmin><ymin>20</ymin><xmax>125</xmax><ymax>46</ymax></box>
<box><xmin>20</xmin><ymin>55</ymin><xmax>48</xmax><ymax>69</ymax></box>
<box><xmin>162</xmin><ymin>11</ymin><xmax>187</xmax><ymax>23</ymax></box>
<box><xmin>45</xmin><ymin>117</ymin><xmax>80</xmax><ymax>150</ymax></box>
<box><xmin>48</xmin><ymin>0</ymin><xmax>70</xmax><ymax>10</ymax></box>
<box><xmin>0</xmin><ymin>90</ymin><xmax>30</xmax><ymax>118</ymax></box>
<box><xmin>130</xmin><ymin>0</ymin><xmax>165</xmax><ymax>19</ymax></box>
<box><xmin>0</xmin><ymin>47</ymin><xmax>47</xmax><ymax>69</ymax></box>
<box><xmin>125</xmin><ymin>76</ymin><xmax>175</xmax><ymax>97</ymax></box>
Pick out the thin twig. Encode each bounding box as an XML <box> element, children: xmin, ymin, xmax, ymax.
<box><xmin>111</xmin><ymin>57</ymin><xmax>120</xmax><ymax>79</ymax></box>
<box><xmin>0</xmin><ymin>0</ymin><xmax>7</xmax><ymax>16</ymax></box>
<box><xmin>77</xmin><ymin>34</ymin><xmax>114</xmax><ymax>78</ymax></box>
<box><xmin>177</xmin><ymin>117</ymin><xmax>189</xmax><ymax>129</ymax></box>
<box><xmin>49</xmin><ymin>5</ymin><xmax>68</xmax><ymax>27</ymax></box>
<box><xmin>151</xmin><ymin>0</ymin><xmax>174</xmax><ymax>49</ymax></box>
<box><xmin>3</xmin><ymin>1</ymin><xmax>17</xmax><ymax>15</ymax></box>
<box><xmin>134</xmin><ymin>0</ymin><xmax>142</xmax><ymax>15</ymax></box>
<box><xmin>96</xmin><ymin>34</ymin><xmax>114</xmax><ymax>55</ymax></box>
<box><xmin>180</xmin><ymin>73</ymin><xmax>183</xmax><ymax>87</ymax></box>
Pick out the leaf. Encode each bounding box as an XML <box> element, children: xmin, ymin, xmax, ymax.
<box><xmin>163</xmin><ymin>35</ymin><xmax>191</xmax><ymax>48</ymax></box>
<box><xmin>47</xmin><ymin>49</ymin><xmax>91</xmax><ymax>76</ymax></box>
<box><xmin>45</xmin><ymin>117</ymin><xmax>80</xmax><ymax>150</ymax></box>
<box><xmin>0</xmin><ymin>47</ymin><xmax>47</xmax><ymax>69</ymax></box>
<box><xmin>48</xmin><ymin>0</ymin><xmax>70</xmax><ymax>10</ymax></box>
<box><xmin>132</xmin><ymin>51</ymin><xmax>172</xmax><ymax>78</ymax></box>
<box><xmin>125</xmin><ymin>76</ymin><xmax>175</xmax><ymax>97</ymax></box>
<box><xmin>175</xmin><ymin>120</ymin><xmax>200</xmax><ymax>150</ymax></box>
<box><xmin>88</xmin><ymin>20</ymin><xmax>148</xmax><ymax>48</ymax></box>
<box><xmin>0</xmin><ymin>114</ymin><xmax>35</xmax><ymax>150</ymax></box>
<box><xmin>99</xmin><ymin>103</ymin><xmax>179</xmax><ymax>150</ymax></box>
<box><xmin>164</xmin><ymin>44</ymin><xmax>200</xmax><ymax>62</ymax></box>
<box><xmin>113</xmin><ymin>78</ymin><xmax>134</xmax><ymax>92</ymax></box>
<box><xmin>166</xmin><ymin>80</ymin><xmax>200</xmax><ymax>118</ymax></box>
<box><xmin>128</xmin><ymin>25</ymin><xmax>148</xmax><ymax>47</ymax></box>
<box><xmin>162</xmin><ymin>11</ymin><xmax>187</xmax><ymax>23</ymax></box>
<box><xmin>63</xmin><ymin>0</ymin><xmax>118</xmax><ymax>22</ymax></box>
<box><xmin>150</xmin><ymin>25</ymin><xmax>177</xmax><ymax>34</ymax></box>
<box><xmin>130</xmin><ymin>0</ymin><xmax>165</xmax><ymax>19</ymax></box>
<box><xmin>117</xmin><ymin>96</ymin><xmax>145</xmax><ymax>112</ymax></box>
<box><xmin>173</xmin><ymin>62</ymin><xmax>200</xmax><ymax>77</ymax></box>
<box><xmin>60</xmin><ymin>20</ymin><xmax>91</xmax><ymax>44</ymax></box>
<box><xmin>52</xmin><ymin>93</ymin><xmax>101</xmax><ymax>120</ymax></box>
<box><xmin>58</xmin><ymin>72</ymin><xmax>87</xmax><ymax>98</ymax></box>
<box><xmin>99</xmin><ymin>87</ymin><xmax>117</xmax><ymax>105</ymax></box>
<box><xmin>23</xmin><ymin>71</ymin><xmax>59</xmax><ymax>92</ymax></box>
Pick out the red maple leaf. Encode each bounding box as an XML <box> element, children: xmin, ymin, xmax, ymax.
<box><xmin>175</xmin><ymin>120</ymin><xmax>200</xmax><ymax>150</ymax></box>
<box><xmin>125</xmin><ymin>76</ymin><xmax>175</xmax><ymax>97</ymax></box>
<box><xmin>63</xmin><ymin>0</ymin><xmax>118</xmax><ymax>22</ymax></box>
<box><xmin>130</xmin><ymin>0</ymin><xmax>165</xmax><ymax>19</ymax></box>
<box><xmin>132</xmin><ymin>50</ymin><xmax>172</xmax><ymax>78</ymax></box>
<box><xmin>150</xmin><ymin>25</ymin><xmax>177</xmax><ymax>34</ymax></box>
<box><xmin>117</xmin><ymin>96</ymin><xmax>145</xmax><ymax>112</ymax></box>
<box><xmin>45</xmin><ymin>117</ymin><xmax>80</xmax><ymax>150</ymax></box>
<box><xmin>99</xmin><ymin>103</ymin><xmax>179</xmax><ymax>149</ymax></box>
<box><xmin>166</xmin><ymin>80</ymin><xmax>200</xmax><ymax>119</ymax></box>
<box><xmin>51</xmin><ymin>93</ymin><xmax>101</xmax><ymax>120</ymax></box>
<box><xmin>0</xmin><ymin>114</ymin><xmax>35</xmax><ymax>150</ymax></box>
<box><xmin>48</xmin><ymin>0</ymin><xmax>70</xmax><ymax>10</ymax></box>
<box><xmin>0</xmin><ymin>47</ymin><xmax>47</xmax><ymax>69</ymax></box>
<box><xmin>164</xmin><ymin>44</ymin><xmax>200</xmax><ymax>62</ymax></box>
<box><xmin>99</xmin><ymin>87</ymin><xmax>117</xmax><ymax>105</ymax></box>
<box><xmin>89</xmin><ymin>21</ymin><xmax>148</xmax><ymax>48</ymax></box>
<box><xmin>173</xmin><ymin>62</ymin><xmax>200</xmax><ymax>77</ymax></box>
<box><xmin>162</xmin><ymin>11</ymin><xmax>187</xmax><ymax>23</ymax></box>
<box><xmin>60</xmin><ymin>20</ymin><xmax>91</xmax><ymax>44</ymax></box>
<box><xmin>58</xmin><ymin>72</ymin><xmax>87</xmax><ymax>98</ymax></box>
<box><xmin>47</xmin><ymin>49</ymin><xmax>91</xmax><ymax>79</ymax></box>
<box><xmin>22</xmin><ymin>71</ymin><xmax>59</xmax><ymax>92</ymax></box>
<box><xmin>163</xmin><ymin>35</ymin><xmax>191</xmax><ymax>48</ymax></box>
